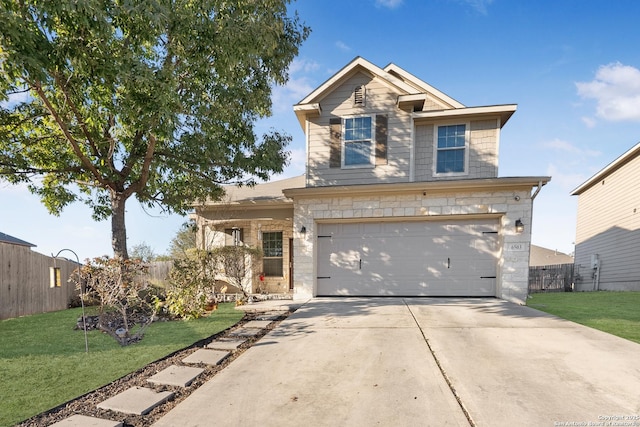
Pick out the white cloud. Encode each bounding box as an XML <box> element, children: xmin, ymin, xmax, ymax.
<box><xmin>541</xmin><ymin>139</ymin><xmax>601</xmax><ymax>158</ymax></box>
<box><xmin>576</xmin><ymin>62</ymin><xmax>640</xmax><ymax>122</ymax></box>
<box><xmin>288</xmin><ymin>58</ymin><xmax>320</xmax><ymax>75</ymax></box>
<box><xmin>375</xmin><ymin>0</ymin><xmax>403</xmax><ymax>9</ymax></box>
<box><xmin>456</xmin><ymin>0</ymin><xmax>494</xmax><ymax>15</ymax></box>
<box><xmin>541</xmin><ymin>140</ymin><xmax>602</xmax><ymax>192</ymax></box>
<box><xmin>581</xmin><ymin>116</ymin><xmax>597</xmax><ymax>128</ymax></box>
<box><xmin>546</xmin><ymin>163</ymin><xmax>588</xmax><ymax>193</ymax></box>
<box><xmin>0</xmin><ymin>89</ymin><xmax>32</xmax><ymax>107</ymax></box>
<box><xmin>271</xmin><ymin>59</ymin><xmax>319</xmax><ymax>111</ymax></box>
<box><xmin>335</xmin><ymin>41</ymin><xmax>351</xmax><ymax>52</ymax></box>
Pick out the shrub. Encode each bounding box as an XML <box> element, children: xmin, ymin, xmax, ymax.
<box><xmin>75</xmin><ymin>257</ymin><xmax>157</xmax><ymax>345</ymax></box>
<box><xmin>164</xmin><ymin>250</ymin><xmax>218</xmax><ymax>320</ymax></box>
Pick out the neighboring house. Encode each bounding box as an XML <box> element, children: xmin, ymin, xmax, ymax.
<box><xmin>194</xmin><ymin>57</ymin><xmax>550</xmax><ymax>304</ymax></box>
<box><xmin>529</xmin><ymin>245</ymin><xmax>573</xmax><ymax>267</ymax></box>
<box><xmin>571</xmin><ymin>141</ymin><xmax>640</xmax><ymax>291</ymax></box>
<box><xmin>0</xmin><ymin>231</ymin><xmax>36</xmax><ymax>249</ymax></box>
<box><xmin>1</xmin><ymin>232</ymin><xmax>78</xmax><ymax>320</ymax></box>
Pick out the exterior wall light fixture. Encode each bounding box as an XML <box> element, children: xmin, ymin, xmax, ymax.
<box><xmin>300</xmin><ymin>226</ymin><xmax>306</xmax><ymax>234</ymax></box>
<box><xmin>515</xmin><ymin>219</ymin><xmax>524</xmax><ymax>234</ymax></box>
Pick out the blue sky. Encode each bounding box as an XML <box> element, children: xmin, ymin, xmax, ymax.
<box><xmin>2</xmin><ymin>0</ymin><xmax>640</xmax><ymax>260</ymax></box>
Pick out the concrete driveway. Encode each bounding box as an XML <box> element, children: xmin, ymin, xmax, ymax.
<box><xmin>153</xmin><ymin>298</ymin><xmax>640</xmax><ymax>427</ymax></box>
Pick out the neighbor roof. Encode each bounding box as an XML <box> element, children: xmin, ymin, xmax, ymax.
<box><xmin>529</xmin><ymin>245</ymin><xmax>574</xmax><ymax>267</ymax></box>
<box><xmin>198</xmin><ymin>175</ymin><xmax>305</xmax><ymax>206</ymax></box>
<box><xmin>571</xmin><ymin>141</ymin><xmax>640</xmax><ymax>195</ymax></box>
<box><xmin>0</xmin><ymin>232</ymin><xmax>36</xmax><ymax>248</ymax></box>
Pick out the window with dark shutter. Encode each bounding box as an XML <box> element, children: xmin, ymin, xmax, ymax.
<box><xmin>344</xmin><ymin>117</ymin><xmax>372</xmax><ymax>166</ymax></box>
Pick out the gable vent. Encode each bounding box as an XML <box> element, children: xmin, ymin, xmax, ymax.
<box><xmin>353</xmin><ymin>85</ymin><xmax>366</xmax><ymax>107</ymax></box>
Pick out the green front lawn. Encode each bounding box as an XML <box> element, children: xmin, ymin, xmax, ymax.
<box><xmin>527</xmin><ymin>291</ymin><xmax>640</xmax><ymax>344</ymax></box>
<box><xmin>0</xmin><ymin>304</ymin><xmax>243</xmax><ymax>427</ymax></box>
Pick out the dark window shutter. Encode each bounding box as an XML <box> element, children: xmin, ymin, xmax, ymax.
<box><xmin>375</xmin><ymin>114</ymin><xmax>388</xmax><ymax>165</ymax></box>
<box><xmin>329</xmin><ymin>118</ymin><xmax>342</xmax><ymax>168</ymax></box>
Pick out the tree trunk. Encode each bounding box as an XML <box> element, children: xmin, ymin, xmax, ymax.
<box><xmin>111</xmin><ymin>192</ymin><xmax>129</xmax><ymax>260</ymax></box>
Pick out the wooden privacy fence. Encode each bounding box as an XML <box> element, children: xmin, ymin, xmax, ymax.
<box><xmin>528</xmin><ymin>263</ymin><xmax>574</xmax><ymax>294</ymax></box>
<box><xmin>0</xmin><ymin>243</ymin><xmax>80</xmax><ymax>320</ymax></box>
<box><xmin>145</xmin><ymin>260</ymin><xmax>173</xmax><ymax>286</ymax></box>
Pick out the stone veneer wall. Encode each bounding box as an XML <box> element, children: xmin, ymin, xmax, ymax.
<box><xmin>292</xmin><ymin>189</ymin><xmax>533</xmax><ymax>304</ymax></box>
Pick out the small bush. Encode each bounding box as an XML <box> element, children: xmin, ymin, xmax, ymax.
<box><xmin>74</xmin><ymin>257</ymin><xmax>157</xmax><ymax>345</ymax></box>
<box><xmin>164</xmin><ymin>250</ymin><xmax>218</xmax><ymax>320</ymax></box>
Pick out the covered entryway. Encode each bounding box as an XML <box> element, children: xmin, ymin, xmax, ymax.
<box><xmin>316</xmin><ymin>219</ymin><xmax>499</xmax><ymax>296</ymax></box>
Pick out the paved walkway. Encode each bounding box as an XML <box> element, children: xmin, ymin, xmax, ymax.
<box><xmin>152</xmin><ymin>298</ymin><xmax>640</xmax><ymax>426</ymax></box>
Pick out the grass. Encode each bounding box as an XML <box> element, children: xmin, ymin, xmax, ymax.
<box><xmin>527</xmin><ymin>291</ymin><xmax>640</xmax><ymax>344</ymax></box>
<box><xmin>0</xmin><ymin>304</ymin><xmax>243</xmax><ymax>427</ymax></box>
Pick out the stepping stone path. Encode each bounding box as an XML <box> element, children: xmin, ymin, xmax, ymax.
<box><xmin>182</xmin><ymin>348</ymin><xmax>230</xmax><ymax>366</ymax></box>
<box><xmin>97</xmin><ymin>386</ymin><xmax>174</xmax><ymax>415</ymax></box>
<box><xmin>255</xmin><ymin>313</ymin><xmax>282</xmax><ymax>321</ymax></box>
<box><xmin>228</xmin><ymin>327</ymin><xmax>263</xmax><ymax>337</ymax></box>
<box><xmin>52</xmin><ymin>309</ymin><xmax>284</xmax><ymax>426</ymax></box>
<box><xmin>207</xmin><ymin>338</ymin><xmax>246</xmax><ymax>350</ymax></box>
<box><xmin>243</xmin><ymin>320</ymin><xmax>274</xmax><ymax>329</ymax></box>
<box><xmin>49</xmin><ymin>414</ymin><xmax>123</xmax><ymax>426</ymax></box>
<box><xmin>147</xmin><ymin>365</ymin><xmax>205</xmax><ymax>388</ymax></box>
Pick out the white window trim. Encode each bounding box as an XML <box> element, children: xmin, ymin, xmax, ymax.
<box><xmin>341</xmin><ymin>114</ymin><xmax>376</xmax><ymax>169</ymax></box>
<box><xmin>262</xmin><ymin>230</ymin><xmax>284</xmax><ymax>277</ymax></box>
<box><xmin>432</xmin><ymin>121</ymin><xmax>470</xmax><ymax>177</ymax></box>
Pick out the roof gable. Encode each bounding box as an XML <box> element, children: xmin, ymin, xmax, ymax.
<box><xmin>293</xmin><ymin>57</ymin><xmax>466</xmax><ymax>129</ymax></box>
<box><xmin>571</xmin><ymin>141</ymin><xmax>640</xmax><ymax>195</ymax></box>
<box><xmin>296</xmin><ymin>57</ymin><xmax>418</xmax><ymax>105</ymax></box>
<box><xmin>383</xmin><ymin>63</ymin><xmax>464</xmax><ymax>108</ymax></box>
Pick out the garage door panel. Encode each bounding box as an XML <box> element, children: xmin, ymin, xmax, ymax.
<box><xmin>317</xmin><ymin>220</ymin><xmax>498</xmax><ymax>297</ymax></box>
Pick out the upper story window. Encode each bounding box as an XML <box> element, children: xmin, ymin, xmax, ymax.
<box><xmin>329</xmin><ymin>114</ymin><xmax>387</xmax><ymax>169</ymax></box>
<box><xmin>343</xmin><ymin>116</ymin><xmax>373</xmax><ymax>167</ymax></box>
<box><xmin>435</xmin><ymin>124</ymin><xmax>467</xmax><ymax>174</ymax></box>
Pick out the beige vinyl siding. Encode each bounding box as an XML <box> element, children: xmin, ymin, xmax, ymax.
<box><xmin>306</xmin><ymin>72</ymin><xmax>412</xmax><ymax>187</ymax></box>
<box><xmin>574</xmin><ymin>154</ymin><xmax>640</xmax><ymax>290</ymax></box>
<box><xmin>414</xmin><ymin>119</ymin><xmax>498</xmax><ymax>181</ymax></box>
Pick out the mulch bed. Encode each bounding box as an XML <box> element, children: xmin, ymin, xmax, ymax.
<box><xmin>16</xmin><ymin>311</ymin><xmax>292</xmax><ymax>427</ymax></box>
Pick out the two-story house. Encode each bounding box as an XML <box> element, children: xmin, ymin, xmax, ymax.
<box><xmin>571</xmin><ymin>141</ymin><xmax>640</xmax><ymax>292</ymax></box>
<box><xmin>193</xmin><ymin>57</ymin><xmax>550</xmax><ymax>304</ymax></box>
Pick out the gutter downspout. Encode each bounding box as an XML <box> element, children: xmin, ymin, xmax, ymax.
<box><xmin>531</xmin><ymin>180</ymin><xmax>544</xmax><ymax>201</ymax></box>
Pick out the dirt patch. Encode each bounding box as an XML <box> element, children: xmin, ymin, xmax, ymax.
<box><xmin>17</xmin><ymin>311</ymin><xmax>292</xmax><ymax>427</ymax></box>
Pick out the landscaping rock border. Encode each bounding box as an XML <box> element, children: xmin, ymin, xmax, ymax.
<box><xmin>16</xmin><ymin>310</ymin><xmax>293</xmax><ymax>427</ymax></box>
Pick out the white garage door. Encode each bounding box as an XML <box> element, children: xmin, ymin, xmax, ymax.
<box><xmin>316</xmin><ymin>219</ymin><xmax>499</xmax><ymax>296</ymax></box>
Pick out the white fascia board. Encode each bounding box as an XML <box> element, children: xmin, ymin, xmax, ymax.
<box><xmin>297</xmin><ymin>56</ymin><xmax>417</xmax><ymax>105</ymax></box>
<box><xmin>397</xmin><ymin>93</ymin><xmax>427</xmax><ymax>109</ymax></box>
<box><xmin>293</xmin><ymin>103</ymin><xmax>321</xmax><ymax>131</ymax></box>
<box><xmin>571</xmin><ymin>141</ymin><xmax>640</xmax><ymax>195</ymax></box>
<box><xmin>412</xmin><ymin>104</ymin><xmax>517</xmax><ymax>127</ymax></box>
<box><xmin>384</xmin><ymin>63</ymin><xmax>465</xmax><ymax>108</ymax></box>
<box><xmin>284</xmin><ymin>176</ymin><xmax>550</xmax><ymax>198</ymax></box>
